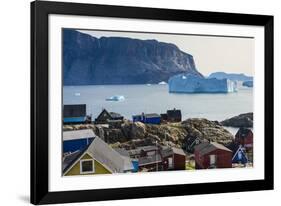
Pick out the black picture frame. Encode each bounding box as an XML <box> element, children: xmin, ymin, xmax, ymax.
<box><xmin>31</xmin><ymin>0</ymin><xmax>274</xmax><ymax>204</ymax></box>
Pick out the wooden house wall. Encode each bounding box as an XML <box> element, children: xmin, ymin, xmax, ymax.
<box><xmin>63</xmin><ymin>138</ymin><xmax>94</xmax><ymax>153</ymax></box>
<box><xmin>173</xmin><ymin>153</ymin><xmax>186</xmax><ymax>170</ymax></box>
<box><xmin>235</xmin><ymin>131</ymin><xmax>253</xmax><ymax>147</ymax></box>
<box><xmin>65</xmin><ymin>153</ymin><xmax>111</xmax><ymax>176</ymax></box>
<box><xmin>195</xmin><ymin>149</ymin><xmax>232</xmax><ymax>169</ymax></box>
<box><xmin>64</xmin><ymin>104</ymin><xmax>86</xmax><ymax>117</ymax></box>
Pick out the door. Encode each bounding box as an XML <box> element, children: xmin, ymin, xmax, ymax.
<box><xmin>210</xmin><ymin>155</ymin><xmax>216</xmax><ymax>166</ymax></box>
<box><xmin>168</xmin><ymin>157</ymin><xmax>173</xmax><ymax>169</ymax></box>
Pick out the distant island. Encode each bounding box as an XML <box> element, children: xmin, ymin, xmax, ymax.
<box><xmin>242</xmin><ymin>81</ymin><xmax>253</xmax><ymax>87</ymax></box>
<box><xmin>63</xmin><ymin>29</ymin><xmax>203</xmax><ymax>85</ymax></box>
<box><xmin>208</xmin><ymin>72</ymin><xmax>253</xmax><ymax>82</ymax></box>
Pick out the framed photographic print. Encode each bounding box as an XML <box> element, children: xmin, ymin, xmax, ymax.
<box><xmin>31</xmin><ymin>0</ymin><xmax>274</xmax><ymax>204</ymax></box>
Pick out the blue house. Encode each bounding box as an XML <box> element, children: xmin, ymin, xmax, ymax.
<box><xmin>63</xmin><ymin>129</ymin><xmax>95</xmax><ymax>153</ymax></box>
<box><xmin>64</xmin><ymin>104</ymin><xmax>89</xmax><ymax>124</ymax></box>
<box><xmin>132</xmin><ymin>113</ymin><xmax>161</xmax><ymax>124</ymax></box>
<box><xmin>232</xmin><ymin>145</ymin><xmax>248</xmax><ymax>164</ymax></box>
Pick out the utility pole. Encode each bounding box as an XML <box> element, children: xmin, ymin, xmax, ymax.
<box><xmin>156</xmin><ymin>140</ymin><xmax>158</xmax><ymax>172</ymax></box>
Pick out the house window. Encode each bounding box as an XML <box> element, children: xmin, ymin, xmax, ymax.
<box><xmin>80</xmin><ymin>159</ymin><xmax>95</xmax><ymax>174</ymax></box>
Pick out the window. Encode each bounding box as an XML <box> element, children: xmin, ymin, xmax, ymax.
<box><xmin>80</xmin><ymin>159</ymin><xmax>95</xmax><ymax>174</ymax></box>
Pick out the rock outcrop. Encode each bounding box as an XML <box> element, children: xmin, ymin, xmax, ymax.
<box><xmin>181</xmin><ymin>118</ymin><xmax>234</xmax><ymax>145</ymax></box>
<box><xmin>63</xmin><ymin>118</ymin><xmax>234</xmax><ymax>149</ymax></box>
<box><xmin>63</xmin><ymin>29</ymin><xmax>203</xmax><ymax>85</ymax></box>
<box><xmin>220</xmin><ymin>112</ymin><xmax>253</xmax><ymax>128</ymax></box>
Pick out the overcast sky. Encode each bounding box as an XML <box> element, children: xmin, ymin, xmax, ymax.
<box><xmin>79</xmin><ymin>29</ymin><xmax>254</xmax><ymax>76</ymax></box>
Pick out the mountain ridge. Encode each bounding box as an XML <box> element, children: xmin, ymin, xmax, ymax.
<box><xmin>63</xmin><ymin>29</ymin><xmax>203</xmax><ymax>85</ymax></box>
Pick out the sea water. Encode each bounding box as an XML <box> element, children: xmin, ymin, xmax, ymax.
<box><xmin>63</xmin><ymin>84</ymin><xmax>253</xmax><ymax>127</ymax></box>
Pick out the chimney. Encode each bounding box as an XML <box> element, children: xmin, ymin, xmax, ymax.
<box><xmin>141</xmin><ymin>112</ymin><xmax>145</xmax><ymax>121</ymax></box>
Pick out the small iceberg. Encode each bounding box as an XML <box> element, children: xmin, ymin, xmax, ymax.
<box><xmin>158</xmin><ymin>81</ymin><xmax>167</xmax><ymax>85</ymax></box>
<box><xmin>146</xmin><ymin>84</ymin><xmax>152</xmax><ymax>86</ymax></box>
<box><xmin>74</xmin><ymin>92</ymin><xmax>80</xmax><ymax>96</ymax></box>
<box><xmin>106</xmin><ymin>95</ymin><xmax>125</xmax><ymax>101</ymax></box>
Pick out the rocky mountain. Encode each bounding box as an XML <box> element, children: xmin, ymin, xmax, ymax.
<box><xmin>208</xmin><ymin>72</ymin><xmax>253</xmax><ymax>82</ymax></box>
<box><xmin>63</xmin><ymin>29</ymin><xmax>203</xmax><ymax>85</ymax></box>
<box><xmin>221</xmin><ymin>112</ymin><xmax>253</xmax><ymax>128</ymax></box>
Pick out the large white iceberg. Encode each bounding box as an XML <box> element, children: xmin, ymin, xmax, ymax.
<box><xmin>168</xmin><ymin>74</ymin><xmax>237</xmax><ymax>93</ymax></box>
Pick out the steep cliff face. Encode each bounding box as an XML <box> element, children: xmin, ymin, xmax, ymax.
<box><xmin>63</xmin><ymin>29</ymin><xmax>203</xmax><ymax>85</ymax></box>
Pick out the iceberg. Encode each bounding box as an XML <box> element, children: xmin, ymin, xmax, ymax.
<box><xmin>168</xmin><ymin>74</ymin><xmax>237</xmax><ymax>93</ymax></box>
<box><xmin>158</xmin><ymin>81</ymin><xmax>167</xmax><ymax>85</ymax></box>
<box><xmin>106</xmin><ymin>95</ymin><xmax>125</xmax><ymax>101</ymax></box>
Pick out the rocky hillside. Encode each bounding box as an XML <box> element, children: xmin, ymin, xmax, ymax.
<box><xmin>63</xmin><ymin>29</ymin><xmax>203</xmax><ymax>85</ymax></box>
<box><xmin>221</xmin><ymin>112</ymin><xmax>253</xmax><ymax>127</ymax></box>
<box><xmin>63</xmin><ymin>118</ymin><xmax>234</xmax><ymax>149</ymax></box>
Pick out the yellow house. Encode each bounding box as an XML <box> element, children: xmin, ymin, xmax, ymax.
<box><xmin>63</xmin><ymin>136</ymin><xmax>133</xmax><ymax>176</ymax></box>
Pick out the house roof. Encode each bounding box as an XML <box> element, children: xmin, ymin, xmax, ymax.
<box><xmin>63</xmin><ymin>136</ymin><xmax>134</xmax><ymax>174</ymax></box>
<box><xmin>235</xmin><ymin>127</ymin><xmax>253</xmax><ymax>138</ymax></box>
<box><xmin>63</xmin><ymin>129</ymin><xmax>95</xmax><ymax>141</ymax></box>
<box><xmin>133</xmin><ymin>113</ymin><xmax>161</xmax><ymax>118</ymax></box>
<box><xmin>128</xmin><ymin>145</ymin><xmax>159</xmax><ymax>156</ymax></box>
<box><xmin>167</xmin><ymin>109</ymin><xmax>182</xmax><ymax>118</ymax></box>
<box><xmin>115</xmin><ymin>148</ymin><xmax>135</xmax><ymax>171</ymax></box>
<box><xmin>145</xmin><ymin>113</ymin><xmax>161</xmax><ymax>118</ymax></box>
<box><xmin>195</xmin><ymin>142</ymin><xmax>232</xmax><ymax>156</ymax></box>
<box><xmin>96</xmin><ymin>109</ymin><xmax>123</xmax><ymax>120</ymax></box>
<box><xmin>63</xmin><ymin>150</ymin><xmax>84</xmax><ymax>172</ymax></box>
<box><xmin>194</xmin><ymin>142</ymin><xmax>209</xmax><ymax>151</ymax></box>
<box><xmin>62</xmin><ymin>145</ymin><xmax>91</xmax><ymax>173</ymax></box>
<box><xmin>138</xmin><ymin>153</ymin><xmax>162</xmax><ymax>166</ymax></box>
<box><xmin>161</xmin><ymin>147</ymin><xmax>174</xmax><ymax>158</ymax></box>
<box><xmin>109</xmin><ymin>112</ymin><xmax>123</xmax><ymax>119</ymax></box>
<box><xmin>115</xmin><ymin>148</ymin><xmax>130</xmax><ymax>157</ymax></box>
<box><xmin>64</xmin><ymin>104</ymin><xmax>86</xmax><ymax>117</ymax></box>
<box><xmin>171</xmin><ymin>147</ymin><xmax>186</xmax><ymax>156</ymax></box>
<box><xmin>96</xmin><ymin>109</ymin><xmax>111</xmax><ymax>120</ymax></box>
<box><xmin>86</xmin><ymin>136</ymin><xmax>133</xmax><ymax>173</ymax></box>
<box><xmin>161</xmin><ymin>146</ymin><xmax>185</xmax><ymax>157</ymax></box>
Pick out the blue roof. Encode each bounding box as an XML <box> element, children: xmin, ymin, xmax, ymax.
<box><xmin>64</xmin><ymin>117</ymin><xmax>86</xmax><ymax>123</ymax></box>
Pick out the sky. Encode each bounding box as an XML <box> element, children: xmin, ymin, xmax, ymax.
<box><xmin>79</xmin><ymin>29</ymin><xmax>254</xmax><ymax>76</ymax></box>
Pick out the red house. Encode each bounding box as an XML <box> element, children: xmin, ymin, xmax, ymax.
<box><xmin>194</xmin><ymin>142</ymin><xmax>232</xmax><ymax>169</ymax></box>
<box><xmin>161</xmin><ymin>147</ymin><xmax>186</xmax><ymax>170</ymax></box>
<box><xmin>235</xmin><ymin>128</ymin><xmax>253</xmax><ymax>149</ymax></box>
<box><xmin>127</xmin><ymin>145</ymin><xmax>186</xmax><ymax>171</ymax></box>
